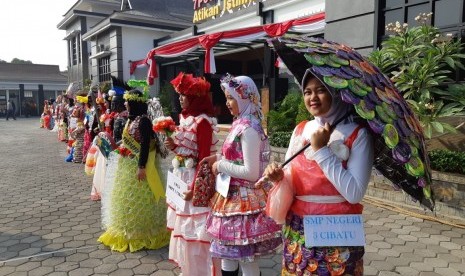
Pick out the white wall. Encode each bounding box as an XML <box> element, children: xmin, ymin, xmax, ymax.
<box><xmin>121</xmin><ymin>27</ymin><xmax>167</xmax><ymax>94</ymax></box>
<box><xmin>272</xmin><ymin>0</ymin><xmax>325</xmax><ymax>22</ymax></box>
<box><xmin>199</xmin><ymin>13</ymin><xmax>262</xmax><ymax>33</ymax></box>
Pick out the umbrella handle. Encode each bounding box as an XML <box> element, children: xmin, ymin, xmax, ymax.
<box><xmin>255</xmin><ymin>112</ymin><xmax>353</xmax><ymax>188</ymax></box>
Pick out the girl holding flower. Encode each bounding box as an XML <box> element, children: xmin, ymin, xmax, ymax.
<box><xmin>164</xmin><ymin>72</ymin><xmax>220</xmax><ymax>276</ymax></box>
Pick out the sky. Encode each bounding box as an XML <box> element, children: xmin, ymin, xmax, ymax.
<box><xmin>0</xmin><ymin>0</ymin><xmax>76</xmax><ymax>71</ymax></box>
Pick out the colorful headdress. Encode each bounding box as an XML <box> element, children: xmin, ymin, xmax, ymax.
<box><xmin>220</xmin><ymin>74</ymin><xmax>262</xmax><ymax>119</ymax></box>
<box><xmin>76</xmin><ymin>90</ymin><xmax>89</xmax><ymax>104</ymax></box>
<box><xmin>126</xmin><ymin>79</ymin><xmax>149</xmax><ymax>102</ymax></box>
<box><xmin>109</xmin><ymin>76</ymin><xmax>131</xmax><ymax>98</ymax></box>
<box><xmin>170</xmin><ymin>72</ymin><xmax>210</xmax><ymax>97</ymax></box>
<box><xmin>220</xmin><ymin>73</ymin><xmax>259</xmax><ymax>104</ymax></box>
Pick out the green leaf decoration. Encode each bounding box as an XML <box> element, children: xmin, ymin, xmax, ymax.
<box><xmin>354</xmin><ymin>100</ymin><xmax>375</xmax><ymax>119</ymax></box>
<box><xmin>304</xmin><ymin>53</ymin><xmax>325</xmax><ymax>66</ymax></box>
<box><xmin>383</xmin><ymin>124</ymin><xmax>399</xmax><ymax>149</ymax></box>
<box><xmin>323</xmin><ymin>76</ymin><xmax>348</xmax><ymax>89</ymax></box>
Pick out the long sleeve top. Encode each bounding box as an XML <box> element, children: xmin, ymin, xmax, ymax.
<box><xmin>285</xmin><ymin>120</ymin><xmax>374</xmax><ymax>203</ymax></box>
<box><xmin>217</xmin><ymin>127</ymin><xmax>261</xmax><ymax>182</ymax></box>
<box><xmin>138</xmin><ymin>116</ymin><xmax>152</xmax><ymax>168</ymax></box>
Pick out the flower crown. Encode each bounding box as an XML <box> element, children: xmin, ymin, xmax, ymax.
<box><xmin>220</xmin><ymin>73</ymin><xmax>260</xmax><ymax>105</ymax></box>
<box><xmin>170</xmin><ymin>72</ymin><xmax>210</xmax><ymax>97</ymax></box>
<box><xmin>123</xmin><ymin>92</ymin><xmax>147</xmax><ymax>102</ymax></box>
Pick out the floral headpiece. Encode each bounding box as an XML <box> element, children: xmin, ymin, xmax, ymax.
<box><xmin>170</xmin><ymin>72</ymin><xmax>210</xmax><ymax>97</ymax></box>
<box><xmin>123</xmin><ymin>92</ymin><xmax>147</xmax><ymax>102</ymax></box>
<box><xmin>220</xmin><ymin>73</ymin><xmax>259</xmax><ymax>105</ymax></box>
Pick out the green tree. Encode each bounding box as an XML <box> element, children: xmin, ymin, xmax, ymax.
<box><xmin>0</xmin><ymin>59</ymin><xmax>7</xmax><ymax>63</ymax></box>
<box><xmin>10</xmin><ymin>58</ymin><xmax>33</xmax><ymax>64</ymax></box>
<box><xmin>368</xmin><ymin>13</ymin><xmax>465</xmax><ymax>138</ymax></box>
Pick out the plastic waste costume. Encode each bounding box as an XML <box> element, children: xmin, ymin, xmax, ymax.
<box><xmin>69</xmin><ymin>94</ymin><xmax>87</xmax><ymax>163</ymax></box>
<box><xmin>89</xmin><ymin>85</ymin><xmax>127</xmax><ymax>201</ymax></box>
<box><xmin>205</xmin><ymin>75</ymin><xmax>281</xmax><ymax>275</ymax></box>
<box><xmin>267</xmin><ymin>72</ymin><xmax>373</xmax><ymax>276</ymax></box>
<box><xmin>40</xmin><ymin>100</ymin><xmax>51</xmax><ymax>129</ymax></box>
<box><xmin>58</xmin><ymin>97</ymin><xmax>69</xmax><ymax>142</ymax></box>
<box><xmin>98</xmin><ymin>89</ymin><xmax>169</xmax><ymax>252</ymax></box>
<box><xmin>166</xmin><ymin>73</ymin><xmax>220</xmax><ymax>276</ymax></box>
<box><xmin>267</xmin><ymin>35</ymin><xmax>435</xmax><ymax>275</ymax></box>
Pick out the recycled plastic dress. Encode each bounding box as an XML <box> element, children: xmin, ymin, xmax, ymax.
<box><xmin>166</xmin><ymin>114</ymin><xmax>219</xmax><ymax>275</ymax></box>
<box><xmin>206</xmin><ymin>115</ymin><xmax>282</xmax><ymax>262</ymax></box>
<box><xmin>98</xmin><ymin>116</ymin><xmax>169</xmax><ymax>252</ymax></box>
<box><xmin>266</xmin><ymin>120</ymin><xmax>373</xmax><ymax>276</ymax></box>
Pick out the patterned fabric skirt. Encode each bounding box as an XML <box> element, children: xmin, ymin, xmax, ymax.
<box><xmin>72</xmin><ymin>132</ymin><xmax>84</xmax><ymax>163</ymax></box>
<box><xmin>82</xmin><ymin>130</ymin><xmax>93</xmax><ymax>162</ymax></box>
<box><xmin>206</xmin><ymin>184</ymin><xmax>282</xmax><ymax>262</ymax></box>
<box><xmin>282</xmin><ymin>213</ymin><xmax>364</xmax><ymax>276</ymax></box>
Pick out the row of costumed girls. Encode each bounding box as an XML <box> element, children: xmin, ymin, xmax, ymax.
<box><xmin>39</xmin><ymin>35</ymin><xmax>438</xmax><ymax>276</ymax></box>
<box><xmin>40</xmin><ymin>66</ymin><xmax>373</xmax><ymax>276</ymax></box>
<box><xmin>55</xmin><ymin>73</ymin><xmax>284</xmax><ymax>276</ymax></box>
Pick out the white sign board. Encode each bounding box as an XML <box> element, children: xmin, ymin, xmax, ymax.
<box><xmin>303</xmin><ymin>214</ymin><xmax>365</xmax><ymax>247</ymax></box>
<box><xmin>215</xmin><ymin>173</ymin><xmax>230</xmax><ymax>198</ymax></box>
<box><xmin>166</xmin><ymin>171</ymin><xmax>188</xmax><ymax>211</ymax></box>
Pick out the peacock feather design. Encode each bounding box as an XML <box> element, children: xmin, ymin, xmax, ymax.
<box><xmin>270</xmin><ymin>35</ymin><xmax>434</xmax><ymax>211</ymax></box>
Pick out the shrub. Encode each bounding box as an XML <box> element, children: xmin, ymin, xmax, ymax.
<box><xmin>269</xmin><ymin>131</ymin><xmax>293</xmax><ymax>148</ymax></box>
<box><xmin>368</xmin><ymin>13</ymin><xmax>465</xmax><ymax>138</ymax></box>
<box><xmin>428</xmin><ymin>150</ymin><xmax>465</xmax><ymax>174</ymax></box>
<box><xmin>267</xmin><ymin>91</ymin><xmax>302</xmax><ymax>133</ymax></box>
<box><xmin>296</xmin><ymin>100</ymin><xmax>313</xmax><ymax>124</ymax></box>
<box><xmin>158</xmin><ymin>82</ymin><xmax>174</xmax><ymax>116</ymax></box>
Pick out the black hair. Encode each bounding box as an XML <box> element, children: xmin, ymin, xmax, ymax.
<box><xmin>126</xmin><ymin>89</ymin><xmax>148</xmax><ymax>117</ymax></box>
<box><xmin>111</xmin><ymin>95</ymin><xmax>125</xmax><ymax>113</ymax></box>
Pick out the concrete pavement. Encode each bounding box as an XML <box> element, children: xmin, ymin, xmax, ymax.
<box><xmin>0</xmin><ymin>118</ymin><xmax>464</xmax><ymax>276</ymax></box>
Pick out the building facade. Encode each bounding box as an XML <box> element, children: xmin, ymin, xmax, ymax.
<box><xmin>140</xmin><ymin>0</ymin><xmax>325</xmax><ymax>123</ymax></box>
<box><xmin>58</xmin><ymin>0</ymin><xmax>193</xmax><ymax>92</ymax></box>
<box><xmin>59</xmin><ymin>0</ymin><xmax>465</xmax><ymax>122</ymax></box>
<box><xmin>326</xmin><ymin>0</ymin><xmax>465</xmax><ymax>82</ymax></box>
<box><xmin>57</xmin><ymin>0</ymin><xmax>121</xmax><ymax>88</ymax></box>
<box><xmin>0</xmin><ymin>64</ymin><xmax>68</xmax><ymax>117</ymax></box>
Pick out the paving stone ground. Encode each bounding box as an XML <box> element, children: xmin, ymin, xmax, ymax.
<box><xmin>0</xmin><ymin>118</ymin><xmax>464</xmax><ymax>276</ymax></box>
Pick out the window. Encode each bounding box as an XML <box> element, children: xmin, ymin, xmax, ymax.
<box><xmin>406</xmin><ymin>4</ymin><xmax>429</xmax><ymax>27</ymax></box>
<box><xmin>24</xmin><ymin>91</ymin><xmax>33</xmax><ymax>98</ymax></box>
<box><xmin>378</xmin><ymin>0</ymin><xmax>465</xmax><ymax>82</ymax></box>
<box><xmin>98</xmin><ymin>57</ymin><xmax>111</xmax><ymax>82</ymax></box>
<box><xmin>385</xmin><ymin>0</ymin><xmax>404</xmax><ymax>9</ymax></box>
<box><xmin>77</xmin><ymin>34</ymin><xmax>81</xmax><ymax>64</ymax></box>
<box><xmin>435</xmin><ymin>0</ymin><xmax>462</xmax><ymax>28</ymax></box>
<box><xmin>72</xmin><ymin>36</ymin><xmax>78</xmax><ymax>65</ymax></box>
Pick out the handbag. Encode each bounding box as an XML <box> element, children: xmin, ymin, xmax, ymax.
<box><xmin>192</xmin><ymin>162</ymin><xmax>216</xmax><ymax>207</ymax></box>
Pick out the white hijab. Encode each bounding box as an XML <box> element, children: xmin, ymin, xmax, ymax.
<box><xmin>220</xmin><ymin>75</ymin><xmax>263</xmax><ymax>120</ymax></box>
<box><xmin>302</xmin><ymin>69</ymin><xmax>353</xmax><ymax>126</ymax></box>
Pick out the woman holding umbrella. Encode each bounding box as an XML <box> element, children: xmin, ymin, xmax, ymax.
<box><xmin>263</xmin><ymin>36</ymin><xmax>434</xmax><ymax>276</ymax></box>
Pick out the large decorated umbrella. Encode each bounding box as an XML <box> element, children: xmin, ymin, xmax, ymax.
<box><xmin>269</xmin><ymin>35</ymin><xmax>434</xmax><ymax>211</ymax></box>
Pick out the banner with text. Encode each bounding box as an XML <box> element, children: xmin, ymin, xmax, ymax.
<box><xmin>303</xmin><ymin>214</ymin><xmax>365</xmax><ymax>247</ymax></box>
<box><xmin>166</xmin><ymin>171</ymin><xmax>188</xmax><ymax>211</ymax></box>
